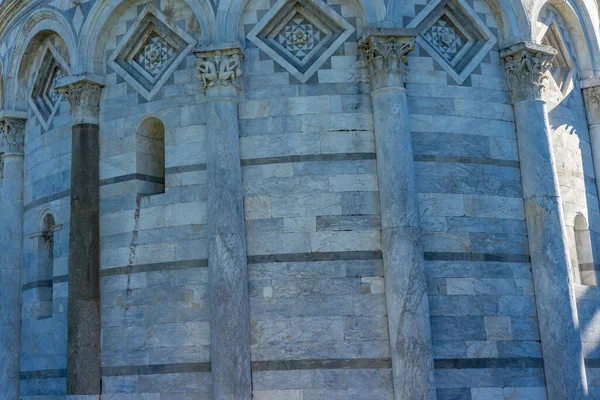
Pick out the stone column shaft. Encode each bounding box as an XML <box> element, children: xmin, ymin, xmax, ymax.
<box><xmin>195</xmin><ymin>44</ymin><xmax>252</xmax><ymax>400</ymax></box>
<box><xmin>501</xmin><ymin>42</ymin><xmax>587</xmax><ymax>399</ymax></box>
<box><xmin>0</xmin><ymin>113</ymin><xmax>26</xmax><ymax>400</ymax></box>
<box><xmin>56</xmin><ymin>76</ymin><xmax>104</xmax><ymax>397</ymax></box>
<box><xmin>360</xmin><ymin>32</ymin><xmax>436</xmax><ymax>400</ymax></box>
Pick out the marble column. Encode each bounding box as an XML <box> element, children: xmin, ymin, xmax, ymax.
<box><xmin>359</xmin><ymin>31</ymin><xmax>436</xmax><ymax>400</ymax></box>
<box><xmin>56</xmin><ymin>75</ymin><xmax>104</xmax><ymax>398</ymax></box>
<box><xmin>583</xmin><ymin>78</ymin><xmax>600</xmax><ymax>204</ymax></box>
<box><xmin>0</xmin><ymin>111</ymin><xmax>26</xmax><ymax>400</ymax></box>
<box><xmin>500</xmin><ymin>42</ymin><xmax>587</xmax><ymax>399</ymax></box>
<box><xmin>194</xmin><ymin>44</ymin><xmax>252</xmax><ymax>399</ymax></box>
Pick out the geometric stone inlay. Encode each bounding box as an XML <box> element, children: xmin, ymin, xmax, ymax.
<box><xmin>108</xmin><ymin>4</ymin><xmax>196</xmax><ymax>100</ymax></box>
<box><xmin>248</xmin><ymin>0</ymin><xmax>355</xmax><ymax>83</ymax></box>
<box><xmin>408</xmin><ymin>0</ymin><xmax>496</xmax><ymax>84</ymax></box>
<box><xmin>540</xmin><ymin>20</ymin><xmax>574</xmax><ymax>95</ymax></box>
<box><xmin>29</xmin><ymin>43</ymin><xmax>69</xmax><ymax>131</ymax></box>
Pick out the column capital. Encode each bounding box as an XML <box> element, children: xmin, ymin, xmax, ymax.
<box><xmin>0</xmin><ymin>111</ymin><xmax>27</xmax><ymax>155</ymax></box>
<box><xmin>500</xmin><ymin>41</ymin><xmax>557</xmax><ymax>104</ymax></box>
<box><xmin>359</xmin><ymin>29</ymin><xmax>417</xmax><ymax>92</ymax></box>
<box><xmin>582</xmin><ymin>78</ymin><xmax>600</xmax><ymax>125</ymax></box>
<box><xmin>56</xmin><ymin>74</ymin><xmax>105</xmax><ymax>125</ymax></box>
<box><xmin>194</xmin><ymin>43</ymin><xmax>244</xmax><ymax>102</ymax></box>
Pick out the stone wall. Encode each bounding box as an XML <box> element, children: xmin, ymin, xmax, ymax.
<box><xmin>0</xmin><ymin>0</ymin><xmax>598</xmax><ymax>398</ymax></box>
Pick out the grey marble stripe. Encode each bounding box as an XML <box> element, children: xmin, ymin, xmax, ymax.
<box><xmin>579</xmin><ymin>263</ymin><xmax>597</xmax><ymax>271</ymax></box>
<box><xmin>165</xmin><ymin>163</ymin><xmax>207</xmax><ymax>174</ymax></box>
<box><xmin>24</xmin><ymin>189</ymin><xmax>70</xmax><ymax>212</ymax></box>
<box><xmin>252</xmin><ymin>358</ymin><xmax>392</xmax><ymax>371</ymax></box>
<box><xmin>99</xmin><ymin>173</ymin><xmax>164</xmax><ymax>186</ymax></box>
<box><xmin>585</xmin><ymin>359</ymin><xmax>600</xmax><ymax>368</ymax></box>
<box><xmin>247</xmin><ymin>251</ymin><xmax>382</xmax><ymax>264</ymax></box>
<box><xmin>434</xmin><ymin>358</ymin><xmax>543</xmax><ymax>369</ymax></box>
<box><xmin>414</xmin><ymin>154</ymin><xmax>520</xmax><ymax>168</ymax></box>
<box><xmin>102</xmin><ymin>362</ymin><xmax>211</xmax><ymax>376</ymax></box>
<box><xmin>21</xmin><ymin>280</ymin><xmax>52</xmax><ymax>291</ymax></box>
<box><xmin>21</xmin><ymin>275</ymin><xmax>69</xmax><ymax>291</ymax></box>
<box><xmin>241</xmin><ymin>153</ymin><xmax>377</xmax><ymax>166</ymax></box>
<box><xmin>20</xmin><ymin>369</ymin><xmax>67</xmax><ymax>380</ymax></box>
<box><xmin>100</xmin><ymin>259</ymin><xmax>208</xmax><ymax>277</ymax></box>
<box><xmin>424</xmin><ymin>252</ymin><xmax>530</xmax><ymax>263</ymax></box>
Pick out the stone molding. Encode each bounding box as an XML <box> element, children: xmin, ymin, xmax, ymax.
<box><xmin>195</xmin><ymin>44</ymin><xmax>244</xmax><ymax>101</ymax></box>
<box><xmin>359</xmin><ymin>31</ymin><xmax>416</xmax><ymax>92</ymax></box>
<box><xmin>0</xmin><ymin>114</ymin><xmax>26</xmax><ymax>155</ymax></box>
<box><xmin>500</xmin><ymin>42</ymin><xmax>557</xmax><ymax>104</ymax></box>
<box><xmin>56</xmin><ymin>75</ymin><xmax>105</xmax><ymax>125</ymax></box>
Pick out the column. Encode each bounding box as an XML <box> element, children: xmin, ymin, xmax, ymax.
<box><xmin>583</xmin><ymin>78</ymin><xmax>600</xmax><ymax>202</ymax></box>
<box><xmin>359</xmin><ymin>31</ymin><xmax>436</xmax><ymax>400</ymax></box>
<box><xmin>0</xmin><ymin>111</ymin><xmax>26</xmax><ymax>399</ymax></box>
<box><xmin>56</xmin><ymin>75</ymin><xmax>104</xmax><ymax>398</ymax></box>
<box><xmin>194</xmin><ymin>44</ymin><xmax>252</xmax><ymax>399</ymax></box>
<box><xmin>500</xmin><ymin>42</ymin><xmax>587</xmax><ymax>399</ymax></box>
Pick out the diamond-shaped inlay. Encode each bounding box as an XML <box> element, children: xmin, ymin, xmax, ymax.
<box><xmin>248</xmin><ymin>0</ymin><xmax>355</xmax><ymax>83</ymax></box>
<box><xmin>108</xmin><ymin>4</ymin><xmax>196</xmax><ymax>100</ymax></box>
<box><xmin>408</xmin><ymin>0</ymin><xmax>496</xmax><ymax>84</ymax></box>
<box><xmin>29</xmin><ymin>43</ymin><xmax>69</xmax><ymax>131</ymax></box>
<box><xmin>539</xmin><ymin>19</ymin><xmax>574</xmax><ymax>95</ymax></box>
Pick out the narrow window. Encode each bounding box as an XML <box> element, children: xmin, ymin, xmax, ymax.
<box><xmin>36</xmin><ymin>214</ymin><xmax>56</xmax><ymax>319</ymax></box>
<box><xmin>136</xmin><ymin>117</ymin><xmax>165</xmax><ymax>196</ymax></box>
<box><xmin>574</xmin><ymin>214</ymin><xmax>596</xmax><ymax>286</ymax></box>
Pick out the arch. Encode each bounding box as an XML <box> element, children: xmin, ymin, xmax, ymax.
<box><xmin>136</xmin><ymin>116</ymin><xmax>166</xmax><ymax>196</ymax></box>
<box><xmin>78</xmin><ymin>0</ymin><xmax>216</xmax><ymax>76</ymax></box>
<box><xmin>533</xmin><ymin>0</ymin><xmax>600</xmax><ymax>78</ymax></box>
<box><xmin>482</xmin><ymin>0</ymin><xmax>531</xmax><ymax>46</ymax></box>
<box><xmin>4</xmin><ymin>8</ymin><xmax>77</xmax><ymax>111</ymax></box>
<box><xmin>217</xmin><ymin>0</ymin><xmax>386</xmax><ymax>42</ymax></box>
<box><xmin>573</xmin><ymin>213</ymin><xmax>597</xmax><ymax>286</ymax></box>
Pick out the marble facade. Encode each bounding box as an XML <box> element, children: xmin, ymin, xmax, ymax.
<box><xmin>0</xmin><ymin>0</ymin><xmax>599</xmax><ymax>399</ymax></box>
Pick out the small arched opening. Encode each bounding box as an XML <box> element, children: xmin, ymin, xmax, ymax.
<box><xmin>136</xmin><ymin>116</ymin><xmax>166</xmax><ymax>196</ymax></box>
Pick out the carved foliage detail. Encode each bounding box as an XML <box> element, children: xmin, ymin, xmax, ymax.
<box><xmin>361</xmin><ymin>37</ymin><xmax>414</xmax><ymax>80</ymax></box>
<box><xmin>0</xmin><ymin>118</ymin><xmax>26</xmax><ymax>153</ymax></box>
<box><xmin>58</xmin><ymin>82</ymin><xmax>103</xmax><ymax>125</ymax></box>
<box><xmin>584</xmin><ymin>86</ymin><xmax>600</xmax><ymax>125</ymax></box>
<box><xmin>502</xmin><ymin>48</ymin><xmax>555</xmax><ymax>103</ymax></box>
<box><xmin>196</xmin><ymin>50</ymin><xmax>243</xmax><ymax>95</ymax></box>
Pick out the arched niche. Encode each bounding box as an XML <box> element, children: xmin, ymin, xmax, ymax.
<box><xmin>137</xmin><ymin>116</ymin><xmax>166</xmax><ymax>196</ymax></box>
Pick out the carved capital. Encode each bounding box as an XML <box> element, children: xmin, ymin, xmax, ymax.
<box><xmin>0</xmin><ymin>116</ymin><xmax>26</xmax><ymax>154</ymax></box>
<box><xmin>500</xmin><ymin>42</ymin><xmax>557</xmax><ymax>103</ymax></box>
<box><xmin>584</xmin><ymin>86</ymin><xmax>600</xmax><ymax>125</ymax></box>
<box><xmin>194</xmin><ymin>44</ymin><xmax>244</xmax><ymax>101</ymax></box>
<box><xmin>360</xmin><ymin>34</ymin><xmax>415</xmax><ymax>92</ymax></box>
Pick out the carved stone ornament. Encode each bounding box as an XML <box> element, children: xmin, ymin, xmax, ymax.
<box><xmin>360</xmin><ymin>35</ymin><xmax>414</xmax><ymax>90</ymax></box>
<box><xmin>56</xmin><ymin>81</ymin><xmax>103</xmax><ymax>125</ymax></box>
<box><xmin>500</xmin><ymin>42</ymin><xmax>557</xmax><ymax>104</ymax></box>
<box><xmin>195</xmin><ymin>47</ymin><xmax>243</xmax><ymax>99</ymax></box>
<box><xmin>584</xmin><ymin>86</ymin><xmax>600</xmax><ymax>125</ymax></box>
<box><xmin>0</xmin><ymin>117</ymin><xmax>26</xmax><ymax>154</ymax></box>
